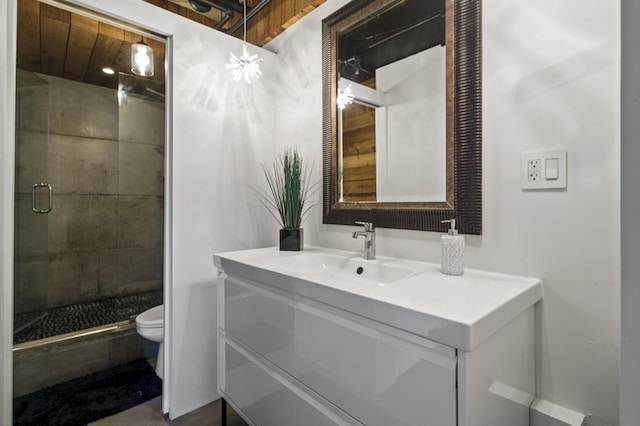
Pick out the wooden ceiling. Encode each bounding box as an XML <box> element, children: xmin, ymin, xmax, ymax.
<box><xmin>16</xmin><ymin>0</ymin><xmax>326</xmax><ymax>92</ymax></box>
<box><xmin>17</xmin><ymin>0</ymin><xmax>166</xmax><ymax>92</ymax></box>
<box><xmin>145</xmin><ymin>0</ymin><xmax>326</xmax><ymax>47</ymax></box>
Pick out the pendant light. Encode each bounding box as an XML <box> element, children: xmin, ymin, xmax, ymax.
<box><xmin>337</xmin><ymin>85</ymin><xmax>354</xmax><ymax>110</ymax></box>
<box><xmin>226</xmin><ymin>0</ymin><xmax>263</xmax><ymax>83</ymax></box>
<box><xmin>131</xmin><ymin>39</ymin><xmax>154</xmax><ymax>77</ymax></box>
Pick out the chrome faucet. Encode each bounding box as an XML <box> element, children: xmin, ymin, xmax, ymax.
<box><xmin>352</xmin><ymin>221</ymin><xmax>375</xmax><ymax>259</ymax></box>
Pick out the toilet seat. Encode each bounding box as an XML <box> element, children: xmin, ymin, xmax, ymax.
<box><xmin>136</xmin><ymin>304</ymin><xmax>164</xmax><ymax>328</ymax></box>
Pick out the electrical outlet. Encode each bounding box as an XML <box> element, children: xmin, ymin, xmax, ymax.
<box><xmin>528</xmin><ymin>159</ymin><xmax>541</xmax><ymax>181</ymax></box>
<box><xmin>521</xmin><ymin>150</ymin><xmax>568</xmax><ymax>190</ymax></box>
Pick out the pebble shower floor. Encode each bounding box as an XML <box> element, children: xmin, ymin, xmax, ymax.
<box><xmin>13</xmin><ymin>290</ymin><xmax>163</xmax><ymax>344</ymax></box>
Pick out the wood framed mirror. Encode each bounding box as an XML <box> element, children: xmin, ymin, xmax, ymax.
<box><xmin>322</xmin><ymin>0</ymin><xmax>482</xmax><ymax>234</ymax></box>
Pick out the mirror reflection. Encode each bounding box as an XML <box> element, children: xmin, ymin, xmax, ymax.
<box><xmin>323</xmin><ymin>0</ymin><xmax>481</xmax><ymax>234</ymax></box>
<box><xmin>336</xmin><ymin>0</ymin><xmax>448</xmax><ymax>203</ymax></box>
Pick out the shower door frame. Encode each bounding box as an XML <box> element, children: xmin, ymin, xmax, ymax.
<box><xmin>0</xmin><ymin>1</ymin><xmax>174</xmax><ymax>423</ymax></box>
<box><xmin>0</xmin><ymin>1</ymin><xmax>18</xmax><ymax>424</ymax></box>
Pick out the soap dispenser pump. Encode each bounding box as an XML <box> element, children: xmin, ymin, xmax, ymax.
<box><xmin>440</xmin><ymin>219</ymin><xmax>465</xmax><ymax>276</ymax></box>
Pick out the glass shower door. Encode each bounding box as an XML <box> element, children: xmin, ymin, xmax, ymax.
<box><xmin>14</xmin><ymin>71</ymin><xmax>51</xmax><ymax>334</ymax></box>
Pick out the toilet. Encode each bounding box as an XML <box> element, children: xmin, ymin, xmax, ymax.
<box><xmin>136</xmin><ymin>304</ymin><xmax>164</xmax><ymax>379</ymax></box>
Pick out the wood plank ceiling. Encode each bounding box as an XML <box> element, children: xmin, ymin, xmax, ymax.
<box><xmin>16</xmin><ymin>0</ymin><xmax>326</xmax><ymax>93</ymax></box>
<box><xmin>145</xmin><ymin>0</ymin><xmax>326</xmax><ymax>47</ymax></box>
<box><xmin>17</xmin><ymin>0</ymin><xmax>166</xmax><ymax>92</ymax></box>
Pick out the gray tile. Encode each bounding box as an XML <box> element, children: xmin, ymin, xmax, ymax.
<box><xmin>16</xmin><ymin>71</ymin><xmax>49</xmax><ymax>133</ymax></box>
<box><xmin>97</xmin><ymin>249</ymin><xmax>119</xmax><ymax>297</ymax></box>
<box><xmin>14</xmin><ymin>260</ymin><xmax>48</xmax><ymax>314</ymax></box>
<box><xmin>48</xmin><ymin>134</ymin><xmax>118</xmax><ymax>195</ymax></box>
<box><xmin>48</xmin><ymin>252</ymin><xmax>98</xmax><ymax>307</ymax></box>
<box><xmin>118</xmin><ymin>141</ymin><xmax>165</xmax><ymax>196</ymax></box>
<box><xmin>16</xmin><ymin>69</ymin><xmax>48</xmax><ymax>87</ymax></box>
<box><xmin>118</xmin><ymin>278</ymin><xmax>163</xmax><ymax>295</ymax></box>
<box><xmin>14</xmin><ymin>194</ymin><xmax>49</xmax><ymax>260</ymax></box>
<box><xmin>117</xmin><ymin>246</ymin><xmax>163</xmax><ymax>294</ymax></box>
<box><xmin>45</xmin><ymin>74</ymin><xmax>119</xmax><ymax>140</ymax></box>
<box><xmin>48</xmin><ymin>195</ymin><xmax>118</xmax><ymax>254</ymax></box>
<box><xmin>13</xmin><ymin>330</ymin><xmax>151</xmax><ymax>398</ymax></box>
<box><xmin>108</xmin><ymin>334</ymin><xmax>159</xmax><ymax>367</ymax></box>
<box><xmin>117</xmin><ymin>196</ymin><xmax>164</xmax><ymax>248</ymax></box>
<box><xmin>15</xmin><ymin>131</ymin><xmax>49</xmax><ymax>194</ymax></box>
<box><xmin>119</xmin><ymin>96</ymin><xmax>166</xmax><ymax>145</ymax></box>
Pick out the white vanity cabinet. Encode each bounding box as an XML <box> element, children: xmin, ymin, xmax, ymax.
<box><xmin>214</xmin><ymin>247</ymin><xmax>541</xmax><ymax>426</ymax></box>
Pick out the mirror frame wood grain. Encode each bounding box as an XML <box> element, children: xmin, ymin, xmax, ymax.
<box><xmin>322</xmin><ymin>0</ymin><xmax>482</xmax><ymax>234</ymax></box>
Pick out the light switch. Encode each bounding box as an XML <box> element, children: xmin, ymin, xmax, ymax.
<box><xmin>521</xmin><ymin>149</ymin><xmax>567</xmax><ymax>190</ymax></box>
<box><xmin>545</xmin><ymin>158</ymin><xmax>559</xmax><ymax>180</ymax></box>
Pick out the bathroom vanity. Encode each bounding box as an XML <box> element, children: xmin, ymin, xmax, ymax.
<box><xmin>213</xmin><ymin>247</ymin><xmax>541</xmax><ymax>426</ymax></box>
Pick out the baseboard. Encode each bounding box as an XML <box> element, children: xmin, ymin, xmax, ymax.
<box><xmin>530</xmin><ymin>398</ymin><xmax>588</xmax><ymax>426</ymax></box>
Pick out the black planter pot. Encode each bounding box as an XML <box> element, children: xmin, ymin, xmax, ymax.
<box><xmin>280</xmin><ymin>228</ymin><xmax>303</xmax><ymax>251</ymax></box>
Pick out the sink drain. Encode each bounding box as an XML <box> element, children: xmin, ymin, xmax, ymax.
<box><xmin>356</xmin><ymin>267</ymin><xmax>364</xmax><ymax>275</ymax></box>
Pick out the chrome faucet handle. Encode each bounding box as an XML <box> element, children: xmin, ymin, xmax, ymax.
<box><xmin>353</xmin><ymin>221</ymin><xmax>376</xmax><ymax>259</ymax></box>
<box><xmin>355</xmin><ymin>221</ymin><xmax>374</xmax><ymax>232</ymax></box>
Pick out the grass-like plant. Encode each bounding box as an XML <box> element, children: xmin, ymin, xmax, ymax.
<box><xmin>257</xmin><ymin>148</ymin><xmax>317</xmax><ymax>230</ymax></box>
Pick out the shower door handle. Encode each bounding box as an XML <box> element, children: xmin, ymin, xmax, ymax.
<box><xmin>32</xmin><ymin>183</ymin><xmax>52</xmax><ymax>214</ymax></box>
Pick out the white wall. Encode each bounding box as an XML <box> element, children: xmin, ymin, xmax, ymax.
<box><xmin>0</xmin><ymin>0</ymin><xmax>17</xmax><ymax>425</ymax></box>
<box><xmin>376</xmin><ymin>47</ymin><xmax>446</xmax><ymax>202</ymax></box>
<box><xmin>268</xmin><ymin>0</ymin><xmax>621</xmax><ymax>425</ymax></box>
<box><xmin>620</xmin><ymin>0</ymin><xmax>640</xmax><ymax>424</ymax></box>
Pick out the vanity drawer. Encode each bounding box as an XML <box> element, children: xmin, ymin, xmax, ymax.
<box><xmin>220</xmin><ymin>336</ymin><xmax>361</xmax><ymax>426</ymax></box>
<box><xmin>222</xmin><ymin>275</ymin><xmax>457</xmax><ymax>426</ymax></box>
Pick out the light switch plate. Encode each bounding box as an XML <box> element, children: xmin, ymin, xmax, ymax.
<box><xmin>521</xmin><ymin>150</ymin><xmax>567</xmax><ymax>189</ymax></box>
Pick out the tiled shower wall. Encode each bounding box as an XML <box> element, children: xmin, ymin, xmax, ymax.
<box><xmin>15</xmin><ymin>70</ymin><xmax>165</xmax><ymax>312</ymax></box>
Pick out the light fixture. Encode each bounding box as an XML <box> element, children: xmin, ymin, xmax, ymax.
<box><xmin>102</xmin><ymin>67</ymin><xmax>115</xmax><ymax>75</ymax></box>
<box><xmin>131</xmin><ymin>39</ymin><xmax>154</xmax><ymax>77</ymax></box>
<box><xmin>337</xmin><ymin>85</ymin><xmax>354</xmax><ymax>110</ymax></box>
<box><xmin>226</xmin><ymin>0</ymin><xmax>263</xmax><ymax>83</ymax></box>
<box><xmin>188</xmin><ymin>0</ymin><xmax>212</xmax><ymax>13</ymax></box>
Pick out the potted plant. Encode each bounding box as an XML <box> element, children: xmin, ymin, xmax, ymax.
<box><xmin>257</xmin><ymin>148</ymin><xmax>317</xmax><ymax>251</ymax></box>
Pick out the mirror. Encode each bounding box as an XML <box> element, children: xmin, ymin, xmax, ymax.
<box><xmin>322</xmin><ymin>0</ymin><xmax>482</xmax><ymax>234</ymax></box>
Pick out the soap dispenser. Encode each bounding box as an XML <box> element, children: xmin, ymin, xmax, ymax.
<box><xmin>440</xmin><ymin>219</ymin><xmax>464</xmax><ymax>276</ymax></box>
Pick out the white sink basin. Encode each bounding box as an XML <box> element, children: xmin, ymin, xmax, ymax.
<box><xmin>267</xmin><ymin>253</ymin><xmax>416</xmax><ymax>285</ymax></box>
<box><xmin>214</xmin><ymin>246</ymin><xmax>542</xmax><ymax>351</ymax></box>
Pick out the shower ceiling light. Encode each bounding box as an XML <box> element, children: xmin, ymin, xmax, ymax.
<box><xmin>131</xmin><ymin>40</ymin><xmax>154</xmax><ymax>77</ymax></box>
<box><xmin>102</xmin><ymin>67</ymin><xmax>115</xmax><ymax>75</ymax></box>
<box><xmin>226</xmin><ymin>0</ymin><xmax>262</xmax><ymax>83</ymax></box>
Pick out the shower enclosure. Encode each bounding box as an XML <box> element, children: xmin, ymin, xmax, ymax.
<box><xmin>14</xmin><ymin>70</ymin><xmax>165</xmax><ymax>340</ymax></box>
<box><xmin>13</xmin><ymin>1</ymin><xmax>166</xmax><ymax>397</ymax></box>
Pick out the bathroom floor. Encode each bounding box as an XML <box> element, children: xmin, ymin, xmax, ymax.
<box><xmin>90</xmin><ymin>397</ymin><xmax>248</xmax><ymax>426</ymax></box>
<box><xmin>14</xmin><ymin>290</ymin><xmax>163</xmax><ymax>344</ymax></box>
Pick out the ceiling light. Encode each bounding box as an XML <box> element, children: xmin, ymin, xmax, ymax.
<box><xmin>102</xmin><ymin>67</ymin><xmax>115</xmax><ymax>75</ymax></box>
<box><xmin>337</xmin><ymin>85</ymin><xmax>354</xmax><ymax>110</ymax></box>
<box><xmin>226</xmin><ymin>0</ymin><xmax>262</xmax><ymax>83</ymax></box>
<box><xmin>188</xmin><ymin>0</ymin><xmax>212</xmax><ymax>13</ymax></box>
<box><xmin>227</xmin><ymin>45</ymin><xmax>263</xmax><ymax>83</ymax></box>
<box><xmin>131</xmin><ymin>40</ymin><xmax>154</xmax><ymax>77</ymax></box>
